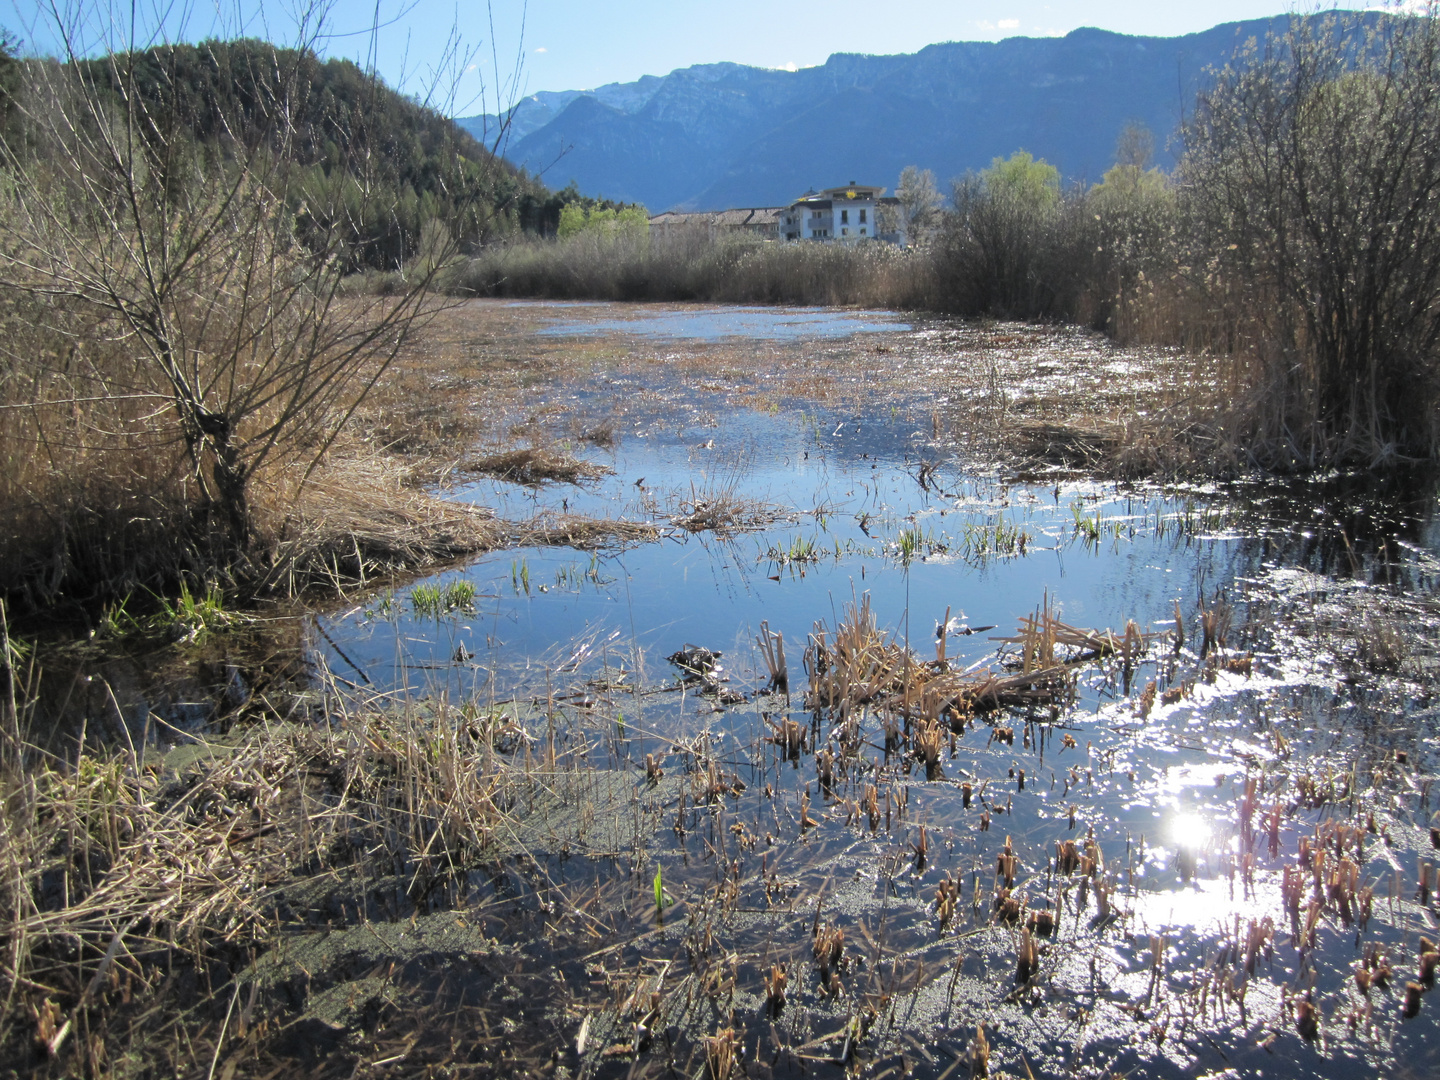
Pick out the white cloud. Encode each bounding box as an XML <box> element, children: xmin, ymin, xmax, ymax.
<box><xmin>998</xmin><ymin>18</ymin><xmax>1019</xmax><ymax>29</ymax></box>
<box><xmin>534</xmin><ymin>46</ymin><xmax>547</xmax><ymax>54</ymax></box>
<box><xmin>784</xmin><ymin>61</ymin><xmax>798</xmax><ymax>72</ymax></box>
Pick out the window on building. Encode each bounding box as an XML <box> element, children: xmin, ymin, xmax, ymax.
<box><xmin>841</xmin><ymin>210</ymin><xmax>849</xmax><ymax>224</ymax></box>
<box><xmin>860</xmin><ymin>228</ymin><xmax>866</xmax><ymax>235</ymax></box>
<box><xmin>842</xmin><ymin>227</ymin><xmax>848</xmax><ymax>235</ymax></box>
<box><xmin>859</xmin><ymin>209</ymin><xmax>867</xmax><ymax>224</ymax></box>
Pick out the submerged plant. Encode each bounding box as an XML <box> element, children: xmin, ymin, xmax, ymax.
<box><xmin>765</xmin><ymin>535</ymin><xmax>821</xmax><ymax>565</ymax></box>
<box><xmin>411</xmin><ymin>579</ymin><xmax>478</xmax><ymax>617</ymax></box>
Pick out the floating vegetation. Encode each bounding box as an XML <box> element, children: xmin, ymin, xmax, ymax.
<box><xmin>671</xmin><ymin>482</ymin><xmax>772</xmax><ymax>533</ymax></box>
<box><xmin>802</xmin><ymin>594</ymin><xmax>1145</xmax><ymax>723</ymax></box>
<box><xmin>890</xmin><ymin>522</ymin><xmax>949</xmax><ymax>563</ymax></box>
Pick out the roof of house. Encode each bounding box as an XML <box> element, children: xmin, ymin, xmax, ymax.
<box><xmin>649</xmin><ymin>207</ymin><xmax>782</xmax><ymax>227</ymax></box>
<box><xmin>787</xmin><ymin>183</ymin><xmax>885</xmax><ymax>210</ymax></box>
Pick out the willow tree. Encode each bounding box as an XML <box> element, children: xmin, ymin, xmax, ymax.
<box><xmin>0</xmin><ymin>2</ymin><xmax>516</xmax><ymax>601</ymax></box>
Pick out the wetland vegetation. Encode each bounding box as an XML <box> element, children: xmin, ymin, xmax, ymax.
<box><xmin>4</xmin><ymin>7</ymin><xmax>1440</xmax><ymax>1080</ymax></box>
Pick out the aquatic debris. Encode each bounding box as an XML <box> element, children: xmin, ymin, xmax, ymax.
<box><xmin>800</xmin><ymin>791</ymin><xmax>821</xmax><ymax>832</ymax></box>
<box><xmin>914</xmin><ymin>718</ymin><xmax>944</xmax><ymax>780</ymax></box>
<box><xmin>1057</xmin><ymin>839</ymin><xmax>1081</xmax><ymax>876</ymax></box>
<box><xmin>1199</xmin><ymin>594</ymin><xmax>1231</xmax><ymax>658</ymax></box>
<box><xmin>995</xmin><ymin>888</ymin><xmax>1022</xmax><ymax>925</ymax></box>
<box><xmin>814</xmin><ymin>924</ymin><xmax>846</xmax><ymax>985</ymax></box>
<box><xmin>766</xmin><ymin>715</ymin><xmax>805</xmax><ymax>758</ymax></box>
<box><xmin>1243</xmin><ymin>918</ymin><xmax>1274</xmax><ymax>975</ymax></box>
<box><xmin>1135</xmin><ymin>679</ymin><xmax>1157</xmax><ymax>718</ymax></box>
<box><xmin>668</xmin><ymin>644</ymin><xmax>722</xmax><ymax>678</ymax></box>
<box><xmin>970</xmin><ymin>1025</ymin><xmax>990</xmax><ymax>1077</ymax></box>
<box><xmin>757</xmin><ymin>621</ymin><xmax>789</xmax><ymax>694</ymax></box>
<box><xmin>764</xmin><ymin>965</ymin><xmax>787</xmax><ymax>1015</ymax></box>
<box><xmin>1405</xmin><ymin>982</ymin><xmax>1425</xmax><ymax>1019</ymax></box>
<box><xmin>1094</xmin><ymin>876</ymin><xmax>1119</xmax><ymax>923</ymax></box>
<box><xmin>1296</xmin><ymin>996</ymin><xmax>1320</xmax><ymax>1042</ymax></box>
<box><xmin>996</xmin><ymin>835</ymin><xmax>1019</xmax><ymax>888</ymax></box>
<box><xmin>935</xmin><ymin>873</ymin><xmax>961</xmax><ymax>932</ymax></box>
<box><xmin>705</xmin><ymin>1027</ymin><xmax>737</xmax><ymax>1080</ymax></box>
<box><xmin>802</xmin><ymin>594</ymin><xmax>1143</xmax><ymax>724</ymax></box>
<box><xmin>1420</xmin><ymin>939</ymin><xmax>1439</xmax><ymax>988</ymax></box>
<box><xmin>1015</xmin><ymin>928</ymin><xmax>1040</xmax><ymax>984</ymax></box>
<box><xmin>673</xmin><ymin>485</ymin><xmax>769</xmax><ymax>533</ymax></box>
<box><xmin>912</xmin><ymin>824</ymin><xmax>930</xmax><ymax>870</ymax></box>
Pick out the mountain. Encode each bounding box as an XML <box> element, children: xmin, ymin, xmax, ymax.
<box><xmin>456</xmin><ymin>14</ymin><xmax>1373</xmax><ymax>212</ymax></box>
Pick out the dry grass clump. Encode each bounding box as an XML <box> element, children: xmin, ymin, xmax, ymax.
<box><xmin>0</xmin><ymin>290</ymin><xmax>487</xmax><ymax>615</ymax></box>
<box><xmin>1014</xmin><ymin>422</ymin><xmax>1118</xmax><ymax>471</ymax></box>
<box><xmin>0</xmin><ymin>298</ymin><xmax>216</xmax><ymax>614</ymax></box>
<box><xmin>0</xmin><ymin>630</ymin><xmax>526</xmax><ymax>1075</ymax></box>
<box><xmin>463</xmin><ymin>446</ymin><xmax>612</xmax><ymax>486</ymax></box>
<box><xmin>253</xmin><ymin>453</ymin><xmax>504</xmax><ymax>594</ymax></box>
<box><xmin>671</xmin><ymin>484</ymin><xmax>775</xmax><ymax>534</ymax></box>
<box><xmin>803</xmin><ymin>596</ymin><xmax>1139</xmax><ymax>730</ymax></box>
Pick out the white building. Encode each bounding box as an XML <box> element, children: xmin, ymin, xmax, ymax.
<box><xmin>778</xmin><ymin>182</ymin><xmax>900</xmax><ymax>243</ymax></box>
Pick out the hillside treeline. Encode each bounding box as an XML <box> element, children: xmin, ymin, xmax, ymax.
<box><xmin>460</xmin><ymin>11</ymin><xmax>1440</xmax><ymax>474</ymax></box>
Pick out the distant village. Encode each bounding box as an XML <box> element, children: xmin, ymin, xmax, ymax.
<box><xmin>648</xmin><ymin>182</ymin><xmax>907</xmax><ymax>245</ymax></box>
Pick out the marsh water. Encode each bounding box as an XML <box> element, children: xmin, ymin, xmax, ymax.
<box><xmin>116</xmin><ymin>305</ymin><xmax>1440</xmax><ymax>1077</ymax></box>
<box><xmin>289</xmin><ymin>303</ymin><xmax>1440</xmax><ymax>1079</ymax></box>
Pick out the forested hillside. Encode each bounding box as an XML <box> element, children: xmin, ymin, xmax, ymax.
<box><xmin>31</xmin><ymin>38</ymin><xmax>564</xmax><ymax>267</ymax></box>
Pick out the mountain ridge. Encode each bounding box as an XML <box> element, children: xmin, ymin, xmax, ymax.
<box><xmin>458</xmin><ymin>14</ymin><xmax>1373</xmax><ymax>212</ymax></box>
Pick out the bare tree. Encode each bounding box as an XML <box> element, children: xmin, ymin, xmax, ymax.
<box><xmin>894</xmin><ymin>165</ymin><xmax>941</xmax><ymax>247</ymax></box>
<box><xmin>0</xmin><ymin>1</ymin><xmax>517</xmax><ymax>590</ymax></box>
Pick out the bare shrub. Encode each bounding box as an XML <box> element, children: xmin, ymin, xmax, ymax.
<box><xmin>1179</xmin><ymin>10</ymin><xmax>1440</xmax><ymax>468</ymax></box>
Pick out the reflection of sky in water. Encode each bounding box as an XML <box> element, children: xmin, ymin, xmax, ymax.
<box><xmin>325</xmin><ymin>398</ymin><xmax>1440</xmax><ymax>713</ymax></box>
<box><xmin>534</xmin><ymin>304</ymin><xmax>911</xmax><ymax>341</ymax></box>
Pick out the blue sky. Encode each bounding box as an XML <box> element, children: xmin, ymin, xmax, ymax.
<box><xmin>6</xmin><ymin>2</ymin><xmax>1381</xmax><ymax>116</ymax></box>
